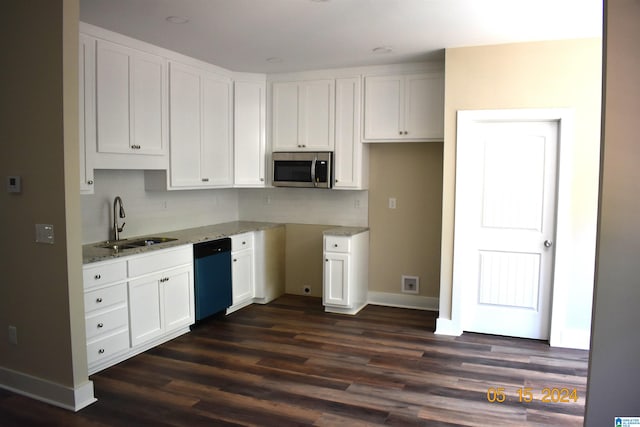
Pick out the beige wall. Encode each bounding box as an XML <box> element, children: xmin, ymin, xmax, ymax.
<box><xmin>0</xmin><ymin>0</ymin><xmax>88</xmax><ymax>394</ymax></box>
<box><xmin>285</xmin><ymin>224</ymin><xmax>331</xmax><ymax>297</ymax></box>
<box><xmin>368</xmin><ymin>143</ymin><xmax>443</xmax><ymax>297</ymax></box>
<box><xmin>438</xmin><ymin>39</ymin><xmax>602</xmax><ymax>339</ymax></box>
<box><xmin>585</xmin><ymin>0</ymin><xmax>640</xmax><ymax>423</ymax></box>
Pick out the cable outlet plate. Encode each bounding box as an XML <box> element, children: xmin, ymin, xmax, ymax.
<box><xmin>401</xmin><ymin>275</ymin><xmax>419</xmax><ymax>294</ymax></box>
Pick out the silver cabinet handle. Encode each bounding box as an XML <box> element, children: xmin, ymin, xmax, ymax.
<box><xmin>97</xmin><ymin>323</ymin><xmax>104</xmax><ymax>328</ymax></box>
<box><xmin>94</xmin><ymin>274</ymin><xmax>101</xmax><ymax>280</ymax></box>
<box><xmin>98</xmin><ymin>348</ymin><xmax>105</xmax><ymax>354</ymax></box>
<box><xmin>202</xmin><ymin>178</ymin><xmax>209</xmax><ymax>182</ymax></box>
<box><xmin>544</xmin><ymin>240</ymin><xmax>553</xmax><ymax>248</ymax></box>
<box><xmin>87</xmin><ymin>180</ymin><xmax>94</xmax><ymax>185</ymax></box>
<box><xmin>96</xmin><ymin>297</ymin><xmax>103</xmax><ymax>303</ymax></box>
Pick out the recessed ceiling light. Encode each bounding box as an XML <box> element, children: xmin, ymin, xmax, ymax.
<box><xmin>372</xmin><ymin>46</ymin><xmax>394</xmax><ymax>54</ymax></box>
<box><xmin>266</xmin><ymin>57</ymin><xmax>283</xmax><ymax>63</ymax></box>
<box><xmin>166</xmin><ymin>16</ymin><xmax>190</xmax><ymax>24</ymax></box>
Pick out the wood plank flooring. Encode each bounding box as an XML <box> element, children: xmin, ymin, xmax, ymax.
<box><xmin>0</xmin><ymin>295</ymin><xmax>589</xmax><ymax>426</ymax></box>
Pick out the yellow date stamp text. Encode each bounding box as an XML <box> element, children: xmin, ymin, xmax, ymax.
<box><xmin>486</xmin><ymin>387</ymin><xmax>579</xmax><ymax>403</ymax></box>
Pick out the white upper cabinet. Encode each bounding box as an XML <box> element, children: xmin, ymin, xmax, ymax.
<box><xmin>363</xmin><ymin>72</ymin><xmax>444</xmax><ymax>142</ymax></box>
<box><xmin>79</xmin><ymin>34</ymin><xmax>95</xmax><ymax>194</ymax></box>
<box><xmin>272</xmin><ymin>79</ymin><xmax>335</xmax><ymax>151</ymax></box>
<box><xmin>234</xmin><ymin>79</ymin><xmax>266</xmax><ymax>187</ymax></box>
<box><xmin>95</xmin><ymin>39</ymin><xmax>165</xmax><ymax>155</ymax></box>
<box><xmin>168</xmin><ymin>61</ymin><xmax>233</xmax><ymax>189</ymax></box>
<box><xmin>334</xmin><ymin>77</ymin><xmax>368</xmax><ymax>190</ymax></box>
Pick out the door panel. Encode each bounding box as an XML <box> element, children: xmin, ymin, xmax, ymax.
<box><xmin>455</xmin><ymin>120</ymin><xmax>558</xmax><ymax>339</ymax></box>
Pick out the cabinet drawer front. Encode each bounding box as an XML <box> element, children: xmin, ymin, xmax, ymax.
<box><xmin>325</xmin><ymin>236</ymin><xmax>350</xmax><ymax>253</ymax></box>
<box><xmin>232</xmin><ymin>232</ymin><xmax>254</xmax><ymax>251</ymax></box>
<box><xmin>128</xmin><ymin>245</ymin><xmax>192</xmax><ymax>277</ymax></box>
<box><xmin>87</xmin><ymin>330</ymin><xmax>129</xmax><ymax>365</ymax></box>
<box><xmin>85</xmin><ymin>306</ymin><xmax>128</xmax><ymax>340</ymax></box>
<box><xmin>83</xmin><ymin>261</ymin><xmax>127</xmax><ymax>289</ymax></box>
<box><xmin>84</xmin><ymin>283</ymin><xmax>127</xmax><ymax>313</ymax></box>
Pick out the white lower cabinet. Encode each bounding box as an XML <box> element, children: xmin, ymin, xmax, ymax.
<box><xmin>323</xmin><ymin>231</ymin><xmax>369</xmax><ymax>315</ymax></box>
<box><xmin>228</xmin><ymin>233</ymin><xmax>255</xmax><ymax>313</ymax></box>
<box><xmin>83</xmin><ymin>245</ymin><xmax>194</xmax><ymax>374</ymax></box>
<box><xmin>129</xmin><ymin>265</ymin><xmax>193</xmax><ymax>346</ymax></box>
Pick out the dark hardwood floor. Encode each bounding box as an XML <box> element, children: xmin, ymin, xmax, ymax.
<box><xmin>0</xmin><ymin>295</ymin><xmax>588</xmax><ymax>426</ymax></box>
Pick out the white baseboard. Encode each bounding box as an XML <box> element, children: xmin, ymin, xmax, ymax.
<box><xmin>550</xmin><ymin>328</ymin><xmax>591</xmax><ymax>350</ymax></box>
<box><xmin>435</xmin><ymin>317</ymin><xmax>463</xmax><ymax>336</ymax></box>
<box><xmin>0</xmin><ymin>366</ymin><xmax>96</xmax><ymax>411</ymax></box>
<box><xmin>367</xmin><ymin>291</ymin><xmax>439</xmax><ymax>311</ymax></box>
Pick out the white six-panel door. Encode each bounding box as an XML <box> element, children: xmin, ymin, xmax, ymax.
<box><xmin>454</xmin><ymin>119</ymin><xmax>559</xmax><ymax>340</ymax></box>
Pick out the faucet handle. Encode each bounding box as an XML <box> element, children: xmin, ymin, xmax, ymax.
<box><xmin>118</xmin><ymin>222</ymin><xmax>126</xmax><ymax>232</ymax></box>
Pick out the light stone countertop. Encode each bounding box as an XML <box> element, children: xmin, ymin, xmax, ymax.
<box><xmin>82</xmin><ymin>221</ymin><xmax>283</xmax><ymax>264</ymax></box>
<box><xmin>322</xmin><ymin>226</ymin><xmax>369</xmax><ymax>237</ymax></box>
<box><xmin>83</xmin><ymin>221</ymin><xmax>369</xmax><ymax>264</ymax></box>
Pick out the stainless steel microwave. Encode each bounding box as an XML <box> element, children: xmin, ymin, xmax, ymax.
<box><xmin>272</xmin><ymin>152</ymin><xmax>332</xmax><ymax>188</ymax></box>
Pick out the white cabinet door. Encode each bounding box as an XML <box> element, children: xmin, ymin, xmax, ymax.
<box><xmin>234</xmin><ymin>80</ymin><xmax>266</xmax><ymax>187</ymax></box>
<box><xmin>272</xmin><ymin>80</ymin><xmax>335</xmax><ymax>151</ymax></box>
<box><xmin>79</xmin><ymin>34</ymin><xmax>95</xmax><ymax>194</ymax></box>
<box><xmin>404</xmin><ymin>73</ymin><xmax>444</xmax><ymax>140</ymax></box>
<box><xmin>363</xmin><ymin>73</ymin><xmax>444</xmax><ymax>142</ymax></box>
<box><xmin>300</xmin><ymin>80</ymin><xmax>335</xmax><ymax>150</ymax></box>
<box><xmin>128</xmin><ymin>274</ymin><xmax>164</xmax><ymax>347</ymax></box>
<box><xmin>232</xmin><ymin>249</ymin><xmax>254</xmax><ymax>305</ymax></box>
<box><xmin>95</xmin><ymin>40</ymin><xmax>164</xmax><ymax>155</ymax></box>
<box><xmin>201</xmin><ymin>72</ymin><xmax>233</xmax><ymax>186</ymax></box>
<box><xmin>169</xmin><ymin>62</ymin><xmax>202</xmax><ymax>187</ymax></box>
<box><xmin>169</xmin><ymin>61</ymin><xmax>232</xmax><ymax>189</ymax></box>
<box><xmin>334</xmin><ymin>77</ymin><xmax>367</xmax><ymax>190</ymax></box>
<box><xmin>363</xmin><ymin>75</ymin><xmax>403</xmax><ymax>140</ymax></box>
<box><xmin>272</xmin><ymin>82</ymin><xmax>300</xmax><ymax>151</ymax></box>
<box><xmin>162</xmin><ymin>267</ymin><xmax>194</xmax><ymax>332</ymax></box>
<box><xmin>324</xmin><ymin>252</ymin><xmax>350</xmax><ymax>307</ymax></box>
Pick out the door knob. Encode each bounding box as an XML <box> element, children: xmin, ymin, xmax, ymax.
<box><xmin>544</xmin><ymin>240</ymin><xmax>553</xmax><ymax>248</ymax></box>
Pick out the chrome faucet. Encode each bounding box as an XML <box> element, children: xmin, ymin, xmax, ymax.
<box><xmin>113</xmin><ymin>196</ymin><xmax>126</xmax><ymax>241</ymax></box>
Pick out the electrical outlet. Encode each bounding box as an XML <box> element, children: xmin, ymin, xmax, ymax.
<box><xmin>388</xmin><ymin>197</ymin><xmax>397</xmax><ymax>209</ymax></box>
<box><xmin>8</xmin><ymin>325</ymin><xmax>17</xmax><ymax>345</ymax></box>
<box><xmin>303</xmin><ymin>286</ymin><xmax>311</xmax><ymax>295</ymax></box>
<box><xmin>401</xmin><ymin>275</ymin><xmax>419</xmax><ymax>294</ymax></box>
<box><xmin>354</xmin><ymin>199</ymin><xmax>361</xmax><ymax>209</ymax></box>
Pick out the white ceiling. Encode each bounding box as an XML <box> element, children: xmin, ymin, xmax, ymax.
<box><xmin>80</xmin><ymin>0</ymin><xmax>603</xmax><ymax>73</ymax></box>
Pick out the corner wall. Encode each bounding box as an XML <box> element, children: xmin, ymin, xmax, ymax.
<box><xmin>0</xmin><ymin>0</ymin><xmax>93</xmax><ymax>410</ymax></box>
<box><xmin>438</xmin><ymin>38</ymin><xmax>603</xmax><ymax>346</ymax></box>
<box><xmin>585</xmin><ymin>0</ymin><xmax>640</xmax><ymax>423</ymax></box>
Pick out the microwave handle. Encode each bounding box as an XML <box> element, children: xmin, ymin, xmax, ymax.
<box><xmin>311</xmin><ymin>157</ymin><xmax>317</xmax><ymax>187</ymax></box>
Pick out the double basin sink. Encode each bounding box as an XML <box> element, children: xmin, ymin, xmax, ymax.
<box><xmin>96</xmin><ymin>237</ymin><xmax>177</xmax><ymax>252</ymax></box>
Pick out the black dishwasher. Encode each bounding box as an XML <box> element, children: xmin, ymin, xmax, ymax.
<box><xmin>193</xmin><ymin>238</ymin><xmax>232</xmax><ymax>322</ymax></box>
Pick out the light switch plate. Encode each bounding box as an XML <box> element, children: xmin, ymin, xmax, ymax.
<box><xmin>35</xmin><ymin>224</ymin><xmax>55</xmax><ymax>244</ymax></box>
<box><xmin>7</xmin><ymin>176</ymin><xmax>21</xmax><ymax>193</ymax></box>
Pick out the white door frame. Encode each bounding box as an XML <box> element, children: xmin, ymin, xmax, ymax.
<box><xmin>451</xmin><ymin>108</ymin><xmax>574</xmax><ymax>347</ymax></box>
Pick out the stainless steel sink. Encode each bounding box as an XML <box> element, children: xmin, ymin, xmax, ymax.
<box><xmin>96</xmin><ymin>237</ymin><xmax>178</xmax><ymax>251</ymax></box>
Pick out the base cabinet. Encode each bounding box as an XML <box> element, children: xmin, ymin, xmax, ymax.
<box><xmin>228</xmin><ymin>233</ymin><xmax>255</xmax><ymax>313</ymax></box>
<box><xmin>83</xmin><ymin>245</ymin><xmax>194</xmax><ymax>374</ymax></box>
<box><xmin>323</xmin><ymin>231</ymin><xmax>369</xmax><ymax>315</ymax></box>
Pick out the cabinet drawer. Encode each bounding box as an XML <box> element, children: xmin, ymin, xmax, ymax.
<box><xmin>87</xmin><ymin>330</ymin><xmax>129</xmax><ymax>365</ymax></box>
<box><xmin>83</xmin><ymin>260</ymin><xmax>127</xmax><ymax>289</ymax></box>
<box><xmin>85</xmin><ymin>306</ymin><xmax>128</xmax><ymax>340</ymax></box>
<box><xmin>232</xmin><ymin>232</ymin><xmax>254</xmax><ymax>252</ymax></box>
<box><xmin>325</xmin><ymin>236</ymin><xmax>350</xmax><ymax>253</ymax></box>
<box><xmin>128</xmin><ymin>245</ymin><xmax>192</xmax><ymax>277</ymax></box>
<box><xmin>84</xmin><ymin>283</ymin><xmax>127</xmax><ymax>313</ymax></box>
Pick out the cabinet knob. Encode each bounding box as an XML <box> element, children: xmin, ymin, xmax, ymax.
<box><xmin>202</xmin><ymin>178</ymin><xmax>209</xmax><ymax>182</ymax></box>
<box><xmin>96</xmin><ymin>297</ymin><xmax>103</xmax><ymax>303</ymax></box>
<box><xmin>98</xmin><ymin>348</ymin><xmax>105</xmax><ymax>354</ymax></box>
<box><xmin>260</xmin><ymin>178</ymin><xmax>264</xmax><ymax>182</ymax></box>
<box><xmin>87</xmin><ymin>180</ymin><xmax>94</xmax><ymax>185</ymax></box>
<box><xmin>334</xmin><ymin>244</ymin><xmax>338</xmax><ymax>247</ymax></box>
<box><xmin>325</xmin><ymin>259</ymin><xmax>328</xmax><ymax>262</ymax></box>
<box><xmin>233</xmin><ymin>258</ymin><xmax>237</xmax><ymax>262</ymax></box>
<box><xmin>94</xmin><ymin>274</ymin><xmax>101</xmax><ymax>280</ymax></box>
<box><xmin>404</xmin><ymin>131</ymin><xmax>408</xmax><ymax>135</ymax></box>
<box><xmin>399</xmin><ymin>131</ymin><xmax>403</xmax><ymax>135</ymax></box>
<box><xmin>97</xmin><ymin>323</ymin><xmax>104</xmax><ymax>328</ymax></box>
